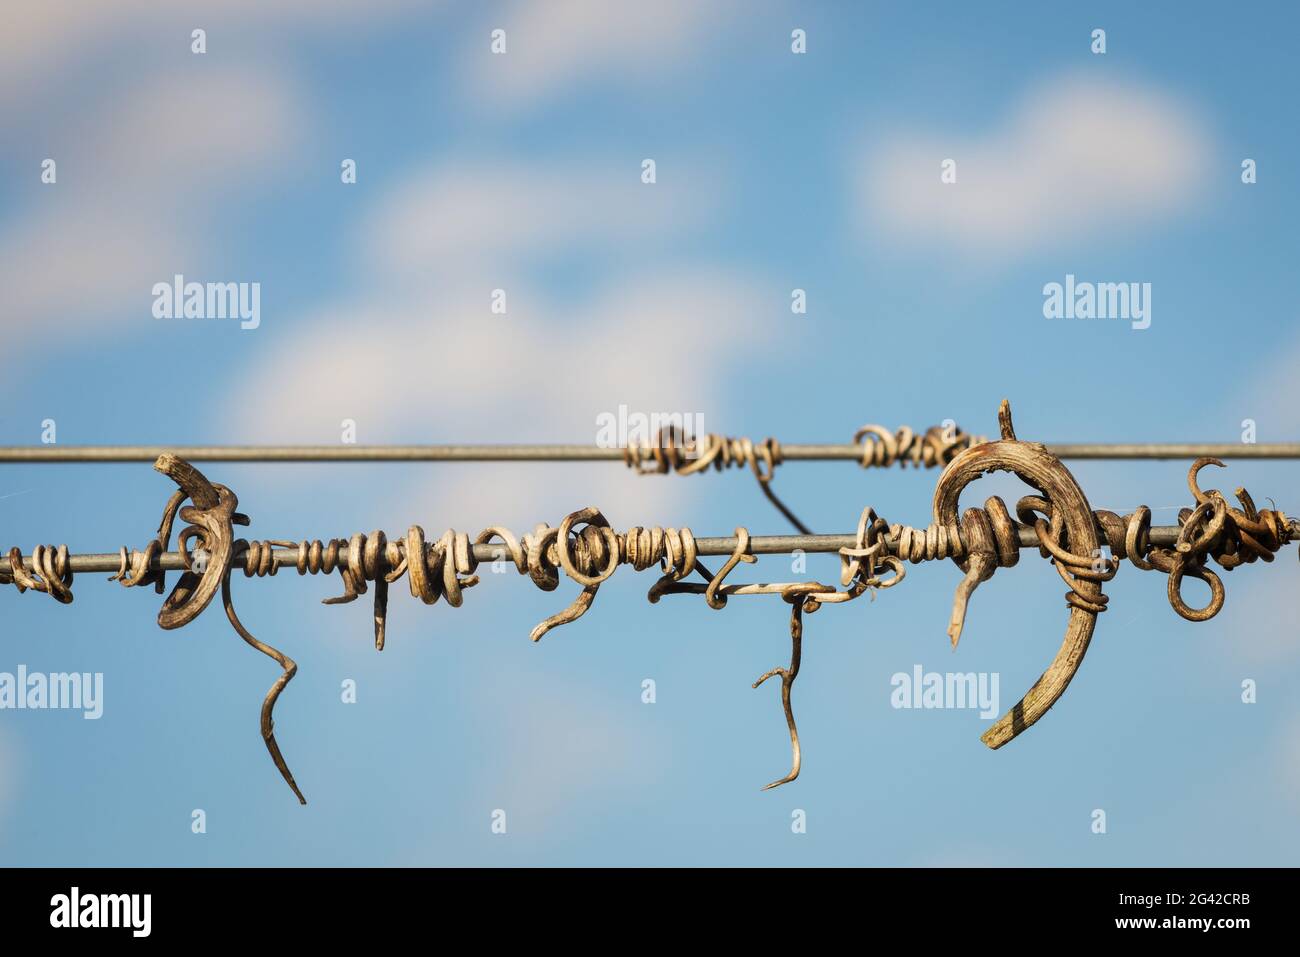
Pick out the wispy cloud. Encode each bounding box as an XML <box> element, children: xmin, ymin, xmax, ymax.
<box><xmin>1</xmin><ymin>0</ymin><xmax>424</xmax><ymax>108</ymax></box>
<box><xmin>0</xmin><ymin>66</ymin><xmax>306</xmax><ymax>357</ymax></box>
<box><xmin>857</xmin><ymin>73</ymin><xmax>1212</xmax><ymax>259</ymax></box>
<box><xmin>455</xmin><ymin>0</ymin><xmax>742</xmax><ymax>109</ymax></box>
<box><xmin>214</xmin><ymin>153</ymin><xmax>769</xmax><ymax>523</ymax></box>
<box><xmin>212</xmin><ymin>271</ymin><xmax>768</xmax><ymax>525</ymax></box>
<box><xmin>364</xmin><ymin>158</ymin><xmax>723</xmax><ymax>277</ymax></box>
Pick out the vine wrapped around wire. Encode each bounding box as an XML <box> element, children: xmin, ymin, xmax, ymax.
<box><xmin>1</xmin><ymin>402</ymin><xmax>1293</xmax><ymax>800</ymax></box>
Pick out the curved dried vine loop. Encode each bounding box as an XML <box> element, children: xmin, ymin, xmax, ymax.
<box><xmin>148</xmin><ymin>453</ymin><xmax>246</xmax><ymax>630</ymax></box>
<box><xmin>933</xmin><ymin>400</ymin><xmax>1106</xmax><ymax>750</ymax></box>
<box><xmin>701</xmin><ymin>528</ymin><xmax>757</xmax><ymax>609</ymax></box>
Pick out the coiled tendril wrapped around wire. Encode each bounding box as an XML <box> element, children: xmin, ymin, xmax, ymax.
<box><xmin>1</xmin><ymin>406</ymin><xmax>1294</xmax><ymax>802</ymax></box>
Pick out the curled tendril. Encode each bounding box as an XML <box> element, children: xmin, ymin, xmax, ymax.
<box><xmin>222</xmin><ymin>563</ymin><xmax>305</xmax><ymax>804</ymax></box>
<box><xmin>752</xmin><ymin>585</ymin><xmax>832</xmax><ymax>790</ymax></box>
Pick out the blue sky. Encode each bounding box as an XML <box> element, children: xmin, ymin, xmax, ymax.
<box><xmin>1</xmin><ymin>1</ymin><xmax>1298</xmax><ymax>865</ymax></box>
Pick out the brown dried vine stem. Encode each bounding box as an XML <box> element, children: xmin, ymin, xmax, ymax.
<box><xmin>1</xmin><ymin>402</ymin><xmax>1295</xmax><ymax>799</ymax></box>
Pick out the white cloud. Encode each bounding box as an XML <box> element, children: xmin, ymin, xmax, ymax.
<box><xmin>0</xmin><ymin>1</ymin><xmax>423</xmax><ymax>103</ymax></box>
<box><xmin>213</xmin><ymin>270</ymin><xmax>768</xmax><ymax>526</ymax></box>
<box><xmin>81</xmin><ymin>68</ymin><xmax>305</xmax><ymax>192</ymax></box>
<box><xmin>0</xmin><ymin>66</ymin><xmax>305</xmax><ymax>354</ymax></box>
<box><xmin>365</xmin><ymin>159</ymin><xmax>721</xmax><ymax>277</ymax></box>
<box><xmin>220</xmin><ymin>273</ymin><xmax>764</xmax><ymax>444</ymax></box>
<box><xmin>456</xmin><ymin>0</ymin><xmax>740</xmax><ymax>108</ymax></box>
<box><xmin>213</xmin><ymin>148</ymin><xmax>767</xmax><ymax>526</ymax></box>
<box><xmin>858</xmin><ymin>74</ymin><xmax>1212</xmax><ymax>258</ymax></box>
